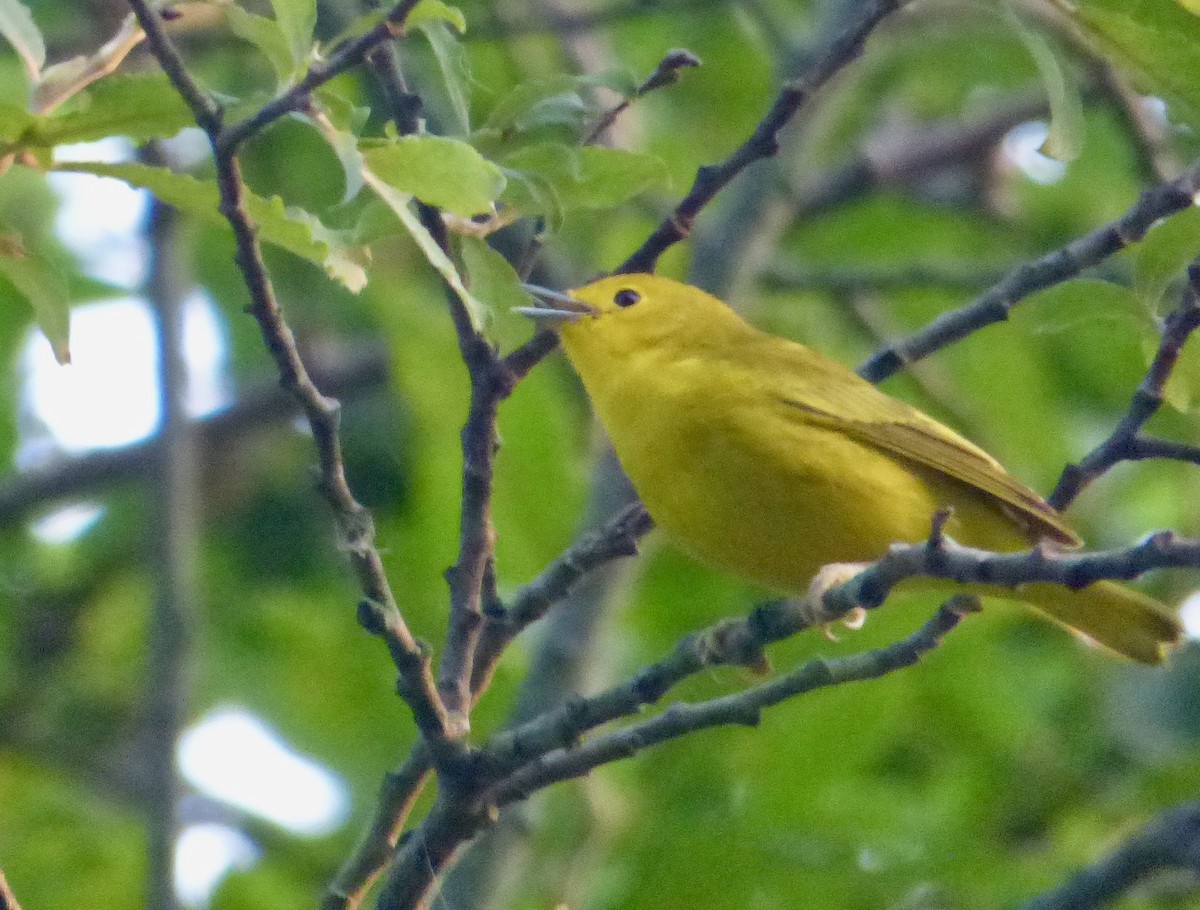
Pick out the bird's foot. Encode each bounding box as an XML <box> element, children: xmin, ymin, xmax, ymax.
<box><xmin>805</xmin><ymin>562</ymin><xmax>871</xmax><ymax>639</ymax></box>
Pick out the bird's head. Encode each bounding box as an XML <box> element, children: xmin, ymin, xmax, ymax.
<box><xmin>518</xmin><ymin>274</ymin><xmax>745</xmax><ymax>364</ymax></box>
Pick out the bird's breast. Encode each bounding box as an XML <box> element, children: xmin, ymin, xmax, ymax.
<box><xmin>586</xmin><ymin>354</ymin><xmax>951</xmax><ymax>592</ymax></box>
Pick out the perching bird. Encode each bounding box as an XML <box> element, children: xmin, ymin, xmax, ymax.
<box><xmin>520</xmin><ymin>274</ymin><xmax>1182</xmax><ymax>664</ymax></box>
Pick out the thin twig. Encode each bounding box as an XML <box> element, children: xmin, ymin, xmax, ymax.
<box><xmin>218</xmin><ymin>0</ymin><xmax>423</xmax><ymax>152</ymax></box>
<box><xmin>379</xmin><ymin>600</ymin><xmax>970</xmax><ymax>907</ymax></box>
<box><xmin>470</xmin><ymin>502</ymin><xmax>653</xmax><ymax>692</ymax></box>
<box><xmin>1050</xmin><ymin>266</ymin><xmax>1200</xmax><ymax>509</ymax></box>
<box><xmin>583</xmin><ymin>49</ymin><xmax>701</xmax><ymax>144</ymax></box>
<box><xmin>857</xmin><ymin>157</ymin><xmax>1200</xmax><ymax>383</ymax></box>
<box><xmin>321</xmin><ymin>751</ymin><xmax>433</xmax><ymax>910</ymax></box>
<box><xmin>491</xmin><ymin>600</ymin><xmax>972</xmax><ymax>802</ymax></box>
<box><xmin>618</xmin><ymin>0</ymin><xmax>917</xmax><ymax>274</ymax></box>
<box><xmin>320</xmin><ymin>503</ymin><xmax>653</xmax><ymax>909</ymax></box>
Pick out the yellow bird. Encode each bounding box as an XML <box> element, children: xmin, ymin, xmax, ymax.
<box><xmin>520</xmin><ymin>274</ymin><xmax>1183</xmax><ymax>664</ymax></box>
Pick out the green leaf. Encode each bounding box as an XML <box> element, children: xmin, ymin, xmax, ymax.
<box><xmin>500</xmin><ymin>143</ymin><xmax>666</xmax><ymax>213</ymax></box>
<box><xmin>226</xmin><ymin>6</ymin><xmax>295</xmax><ymax>82</ymax></box>
<box><xmin>408</xmin><ymin>0</ymin><xmax>466</xmax><ymax>33</ymax></box>
<box><xmin>461</xmin><ymin>236</ymin><xmax>530</xmax><ymax>346</ymax></box>
<box><xmin>1064</xmin><ymin>0</ymin><xmax>1200</xmax><ymax>128</ymax></box>
<box><xmin>482</xmin><ymin>77</ymin><xmax>592</xmax><ymax>134</ymax></box>
<box><xmin>0</xmin><ymin>236</ymin><xmax>70</xmax><ymax>363</ymax></box>
<box><xmin>1163</xmin><ymin>329</ymin><xmax>1200</xmax><ymax>411</ymax></box>
<box><xmin>56</xmin><ymin>161</ymin><xmax>369</xmax><ymax>293</ymax></box>
<box><xmin>363</xmin><ymin>135</ymin><xmax>505</xmax><ymax>217</ymax></box>
<box><xmin>416</xmin><ymin>20</ymin><xmax>471</xmax><ymax>135</ymax></box>
<box><xmin>461</xmin><ymin>235</ymin><xmax>524</xmax><ymax>311</ymax></box>
<box><xmin>498</xmin><ymin>167</ymin><xmax>564</xmax><ymax>229</ymax></box>
<box><xmin>1019</xmin><ymin>278</ymin><xmax>1155</xmax><ymax>336</ymax></box>
<box><xmin>309</xmin><ymin>117</ymin><xmax>365</xmax><ymax>204</ymax></box>
<box><xmin>0</xmin><ymin>0</ymin><xmax>44</xmax><ymax>83</ymax></box>
<box><xmin>481</xmin><ymin>72</ymin><xmax>637</xmax><ymax>137</ymax></box>
<box><xmin>1134</xmin><ymin>206</ymin><xmax>1200</xmax><ymax>311</ymax></box>
<box><xmin>569</xmin><ymin>146</ymin><xmax>669</xmax><ymax>208</ymax></box>
<box><xmin>1005</xmin><ymin>8</ymin><xmax>1084</xmax><ymax>161</ymax></box>
<box><xmin>0</xmin><ymin>102</ymin><xmax>33</xmax><ymax>143</ymax></box>
<box><xmin>361</xmin><ymin>165</ymin><xmax>488</xmax><ymax>328</ymax></box>
<box><xmin>271</xmin><ymin>0</ymin><xmax>317</xmax><ymax>70</ymax></box>
<box><xmin>25</xmin><ymin>74</ymin><xmax>193</xmax><ymax>147</ymax></box>
<box><xmin>1014</xmin><ymin>278</ymin><xmax>1159</xmax><ymax>410</ymax></box>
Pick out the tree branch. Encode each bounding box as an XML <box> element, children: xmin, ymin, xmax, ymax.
<box><xmin>378</xmin><ymin>600</ymin><xmax>971</xmax><ymax>908</ymax></box>
<box><xmin>126</xmin><ymin>0</ymin><xmax>457</xmax><ymax>758</ymax></box>
<box><xmin>142</xmin><ymin>177</ymin><xmax>195</xmax><ymax>910</ymax></box>
<box><xmin>321</xmin><ymin>502</ymin><xmax>653</xmax><ymax>909</ymax></box>
<box><xmin>0</xmin><ymin>344</ymin><xmax>387</xmax><ymax>526</ymax></box>
<box><xmin>1022</xmin><ymin>801</ymin><xmax>1200</xmax><ymax>910</ymax></box>
<box><xmin>819</xmin><ymin>519</ymin><xmax>1198</xmax><ymax>619</ymax></box>
<box><xmin>618</xmin><ymin>0</ymin><xmax>917</xmax><ymax>274</ymax></box>
<box><xmin>491</xmin><ymin>599</ymin><xmax>972</xmax><ymax>803</ymax></box>
<box><xmin>857</xmin><ymin>157</ymin><xmax>1200</xmax><ymax>383</ymax></box>
<box><xmin>1049</xmin><ymin>266</ymin><xmax>1200</xmax><ymax>509</ymax></box>
<box><xmin>218</xmin><ymin>0</ymin><xmax>423</xmax><ymax>152</ymax></box>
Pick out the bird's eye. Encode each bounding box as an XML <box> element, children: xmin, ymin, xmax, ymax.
<box><xmin>614</xmin><ymin>289</ymin><xmax>641</xmax><ymax>308</ymax></box>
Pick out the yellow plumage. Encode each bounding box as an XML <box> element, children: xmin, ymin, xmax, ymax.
<box><xmin>529</xmin><ymin>274</ymin><xmax>1182</xmax><ymax>664</ymax></box>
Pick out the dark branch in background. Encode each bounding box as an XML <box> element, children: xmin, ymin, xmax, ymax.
<box><xmin>467</xmin><ymin>0</ymin><xmax>724</xmax><ymax>41</ymax></box>
<box><xmin>618</xmin><ymin>0</ymin><xmax>917</xmax><ymax>274</ymax></box>
<box><xmin>125</xmin><ymin>0</ymin><xmax>458</xmax><ymax>759</ymax></box>
<box><xmin>857</xmin><ymin>156</ymin><xmax>1200</xmax><ymax>382</ymax></box>
<box><xmin>785</xmin><ymin>92</ymin><xmax>1050</xmax><ymax>222</ymax></box>
<box><xmin>1091</xmin><ymin>63</ymin><xmax>1181</xmax><ymax>184</ymax></box>
<box><xmin>1049</xmin><ymin>264</ymin><xmax>1200</xmax><ymax>509</ymax></box>
<box><xmin>763</xmin><ymin>263</ymin><xmax>1012</xmax><ymax>294</ymax></box>
<box><xmin>143</xmin><ymin>180</ymin><xmax>195</xmax><ymax>910</ymax></box>
<box><xmin>0</xmin><ymin>871</ymin><xmax>23</xmax><ymax>910</ymax></box>
<box><xmin>1022</xmin><ymin>801</ymin><xmax>1200</xmax><ymax>910</ymax></box>
<box><xmin>0</xmin><ymin>345</ymin><xmax>387</xmax><ymax>525</ymax></box>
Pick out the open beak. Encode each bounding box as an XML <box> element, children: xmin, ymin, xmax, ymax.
<box><xmin>515</xmin><ymin>284</ymin><xmax>597</xmax><ymax>325</ymax></box>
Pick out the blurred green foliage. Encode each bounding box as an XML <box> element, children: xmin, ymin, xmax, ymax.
<box><xmin>2</xmin><ymin>1</ymin><xmax>1200</xmax><ymax>909</ymax></box>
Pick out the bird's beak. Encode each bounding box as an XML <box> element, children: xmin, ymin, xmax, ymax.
<box><xmin>515</xmin><ymin>284</ymin><xmax>597</xmax><ymax>325</ymax></box>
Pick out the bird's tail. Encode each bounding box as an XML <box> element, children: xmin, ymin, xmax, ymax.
<box><xmin>1003</xmin><ymin>581</ymin><xmax>1183</xmax><ymax>665</ymax></box>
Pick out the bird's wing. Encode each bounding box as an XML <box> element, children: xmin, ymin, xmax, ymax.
<box><xmin>762</xmin><ymin>354</ymin><xmax>1080</xmax><ymax>547</ymax></box>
